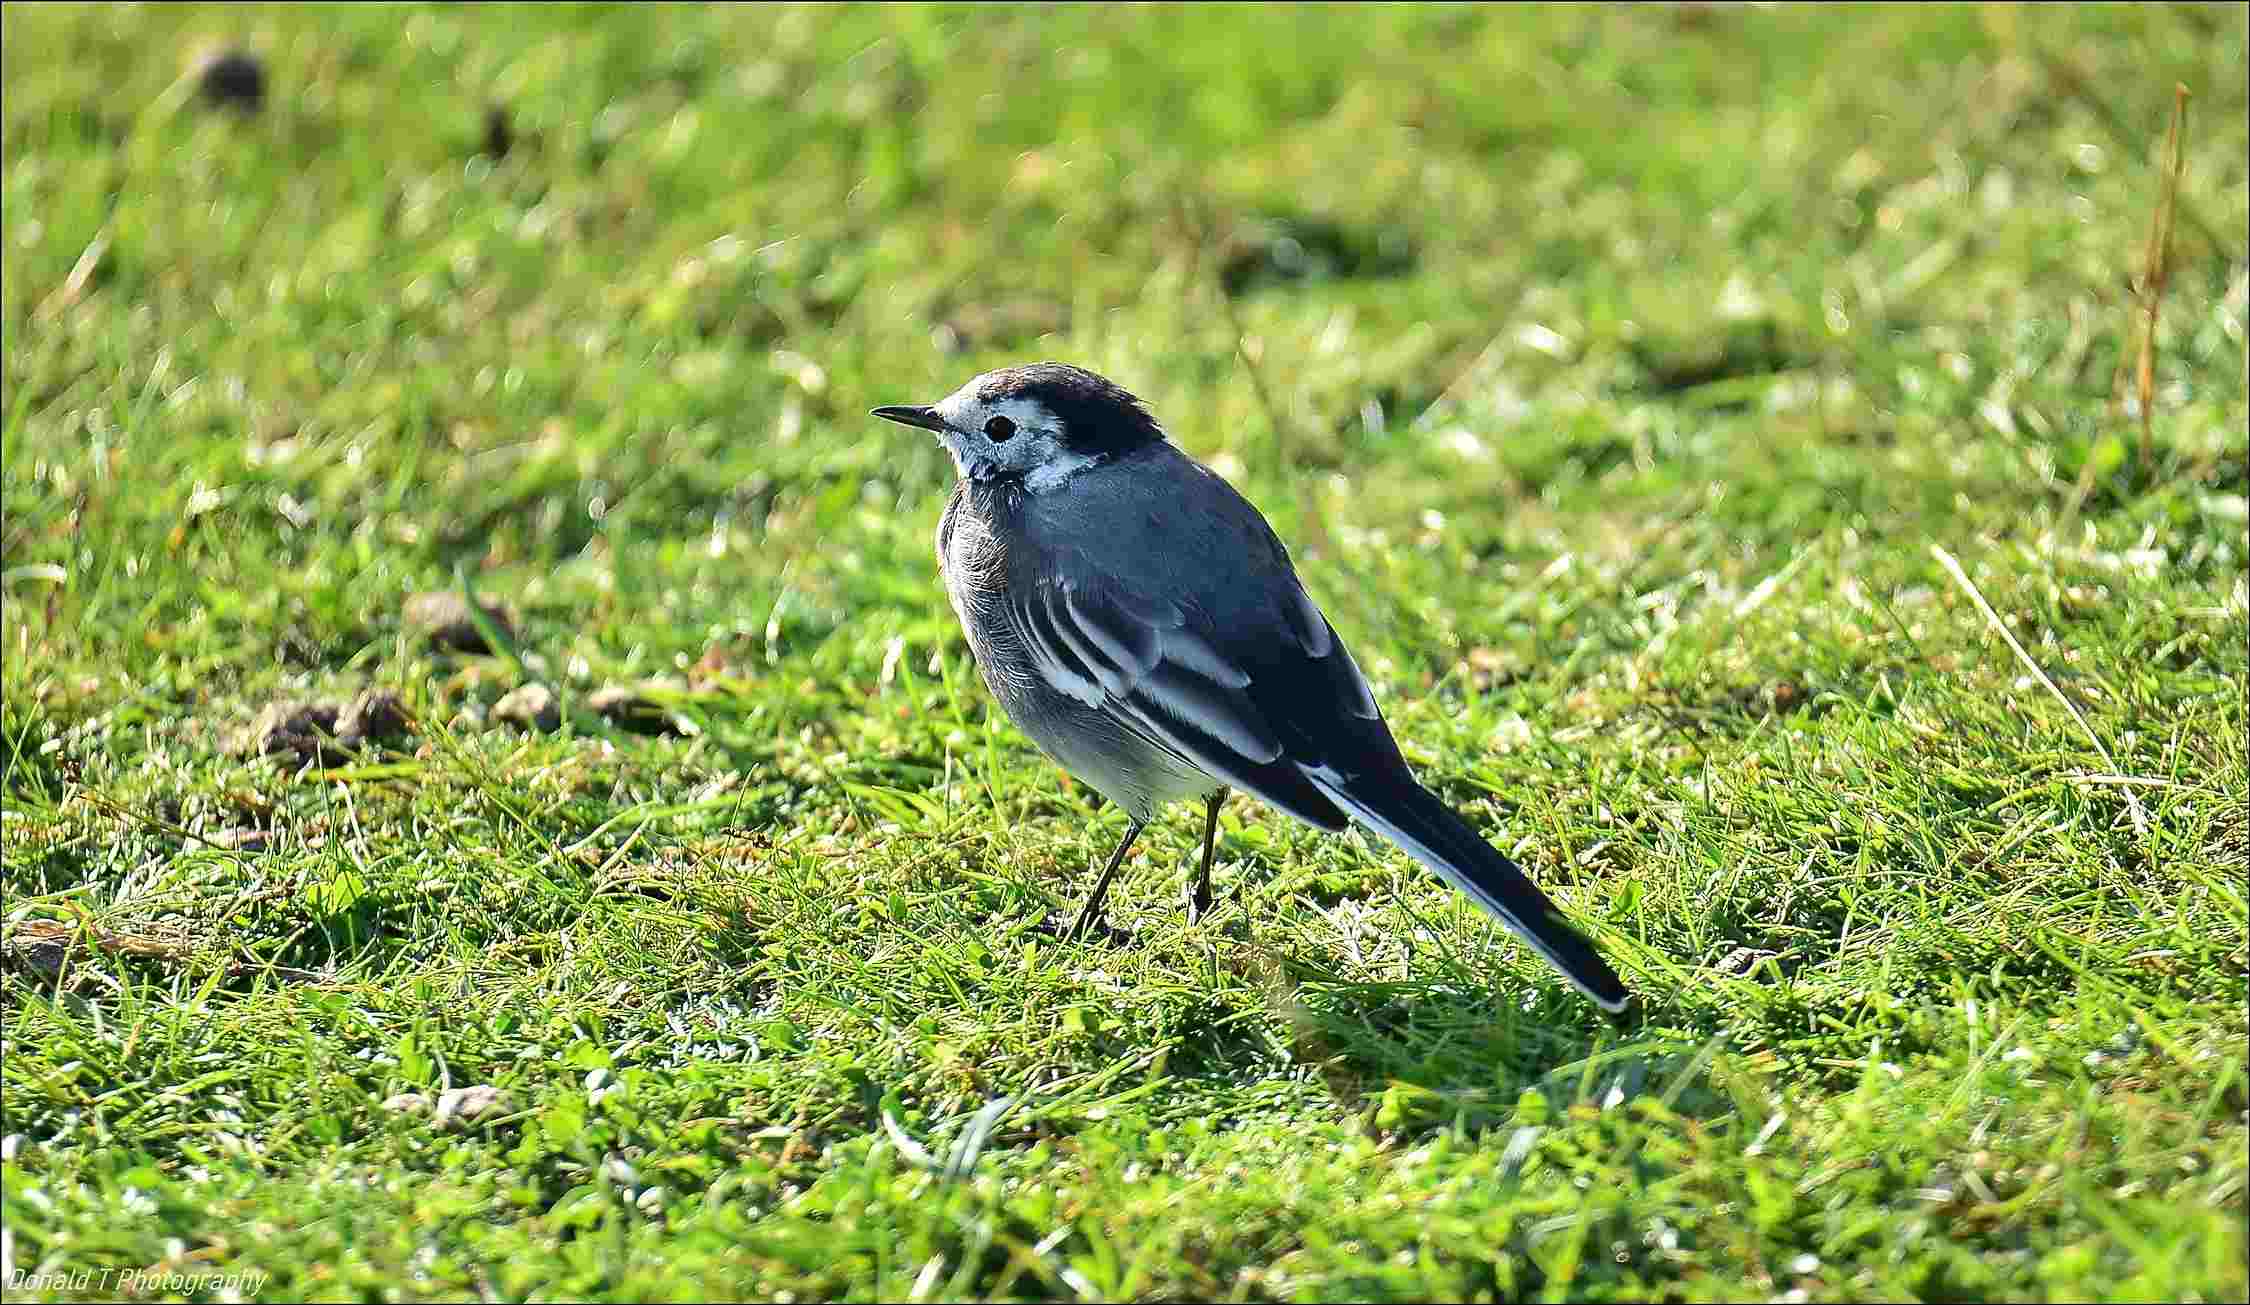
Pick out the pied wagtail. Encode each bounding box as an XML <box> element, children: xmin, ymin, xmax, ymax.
<box><xmin>874</xmin><ymin>363</ymin><xmax>1630</xmax><ymax>1013</ymax></box>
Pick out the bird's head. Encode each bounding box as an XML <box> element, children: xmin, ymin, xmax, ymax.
<box><xmin>872</xmin><ymin>363</ymin><xmax>1165</xmax><ymax>488</ymax></box>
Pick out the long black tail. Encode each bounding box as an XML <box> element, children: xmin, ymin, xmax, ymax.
<box><xmin>1306</xmin><ymin>770</ymin><xmax>1631</xmax><ymax>1012</ymax></box>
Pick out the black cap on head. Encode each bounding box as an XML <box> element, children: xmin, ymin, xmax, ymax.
<box><xmin>975</xmin><ymin>363</ymin><xmax>1164</xmax><ymax>455</ymax></box>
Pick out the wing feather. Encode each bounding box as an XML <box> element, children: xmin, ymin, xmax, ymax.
<box><xmin>1063</xmin><ymin>589</ymin><xmax>1162</xmax><ymax>682</ymax></box>
<box><xmin>1010</xmin><ymin>576</ymin><xmax>1373</xmax><ymax>829</ymax></box>
<box><xmin>1156</xmin><ymin>627</ymin><xmax>1251</xmax><ymax>689</ymax></box>
<box><xmin>1009</xmin><ymin>591</ymin><xmax>1106</xmax><ymax>707</ymax></box>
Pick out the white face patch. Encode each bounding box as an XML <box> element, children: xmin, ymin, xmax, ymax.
<box><xmin>927</xmin><ymin>383</ymin><xmax>1101</xmax><ymax>492</ymax></box>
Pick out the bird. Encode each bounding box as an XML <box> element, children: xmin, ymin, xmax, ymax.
<box><xmin>872</xmin><ymin>363</ymin><xmax>1630</xmax><ymax>1013</ymax></box>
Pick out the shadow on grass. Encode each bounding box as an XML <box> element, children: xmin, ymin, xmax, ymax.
<box><xmin>1108</xmin><ymin>926</ymin><xmax>1730</xmax><ymax>1134</ymax></box>
<box><xmin>1274</xmin><ymin>971</ymin><xmax>1729</xmax><ymax>1128</ymax></box>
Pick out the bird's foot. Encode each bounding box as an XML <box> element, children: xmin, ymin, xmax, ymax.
<box><xmin>1029</xmin><ymin>911</ymin><xmax>1133</xmax><ymax>947</ymax></box>
<box><xmin>1184</xmin><ymin>878</ymin><xmax>1215</xmax><ymax>925</ymax></box>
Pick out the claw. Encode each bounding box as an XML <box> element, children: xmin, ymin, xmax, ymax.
<box><xmin>1036</xmin><ymin>911</ymin><xmax>1131</xmax><ymax>946</ymax></box>
<box><xmin>1186</xmin><ymin>876</ymin><xmax>1214</xmax><ymax>924</ymax></box>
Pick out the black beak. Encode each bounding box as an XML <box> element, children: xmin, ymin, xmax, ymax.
<box><xmin>870</xmin><ymin>404</ymin><xmax>949</xmax><ymax>433</ymax></box>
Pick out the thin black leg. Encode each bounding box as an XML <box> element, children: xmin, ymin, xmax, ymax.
<box><xmin>1069</xmin><ymin>816</ymin><xmax>1147</xmax><ymax>940</ymax></box>
<box><xmin>1187</xmin><ymin>789</ymin><xmax>1226</xmax><ymax>922</ymax></box>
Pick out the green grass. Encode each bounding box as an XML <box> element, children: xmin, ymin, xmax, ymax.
<box><xmin>3</xmin><ymin>3</ymin><xmax>2245</xmax><ymax>1301</ymax></box>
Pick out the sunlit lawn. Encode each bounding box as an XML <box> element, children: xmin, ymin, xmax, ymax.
<box><xmin>3</xmin><ymin>4</ymin><xmax>2245</xmax><ymax>1301</ymax></box>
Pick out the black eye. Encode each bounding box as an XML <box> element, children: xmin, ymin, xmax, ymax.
<box><xmin>983</xmin><ymin>415</ymin><xmax>1017</xmax><ymax>442</ymax></box>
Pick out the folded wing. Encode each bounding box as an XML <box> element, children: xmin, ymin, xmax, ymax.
<box><xmin>1009</xmin><ymin>575</ymin><xmax>1364</xmax><ymax>831</ymax></box>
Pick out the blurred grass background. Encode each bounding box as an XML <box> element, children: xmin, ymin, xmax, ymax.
<box><xmin>3</xmin><ymin>3</ymin><xmax>2246</xmax><ymax>1301</ymax></box>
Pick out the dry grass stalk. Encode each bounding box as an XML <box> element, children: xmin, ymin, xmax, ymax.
<box><xmin>2130</xmin><ymin>85</ymin><xmax>2191</xmax><ymax>469</ymax></box>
